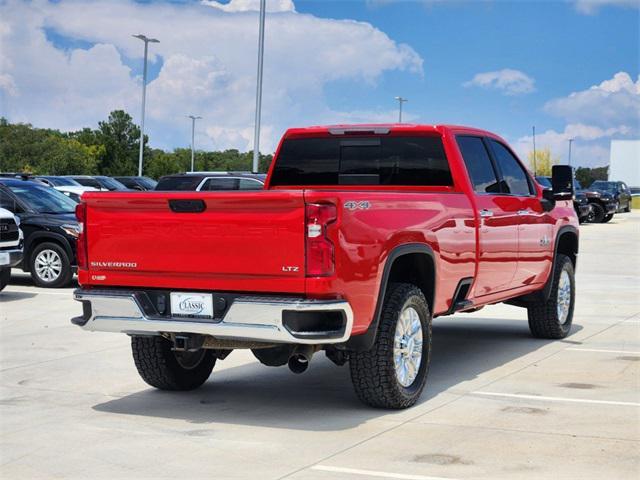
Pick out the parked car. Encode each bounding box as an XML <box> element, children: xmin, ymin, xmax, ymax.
<box><xmin>575</xmin><ymin>180</ymin><xmax>617</xmax><ymax>223</ymax></box>
<box><xmin>113</xmin><ymin>176</ymin><xmax>158</xmax><ymax>191</ymax></box>
<box><xmin>0</xmin><ymin>207</ymin><xmax>23</xmax><ymax>291</ymax></box>
<box><xmin>0</xmin><ymin>178</ymin><xmax>79</xmax><ymax>287</ymax></box>
<box><xmin>33</xmin><ymin>176</ymin><xmax>99</xmax><ymax>202</ymax></box>
<box><xmin>66</xmin><ymin>175</ymin><xmax>130</xmax><ymax>191</ymax></box>
<box><xmin>590</xmin><ymin>181</ymin><xmax>632</xmax><ymax>213</ymax></box>
<box><xmin>155</xmin><ymin>172</ymin><xmax>266</xmax><ymax>191</ymax></box>
<box><xmin>536</xmin><ymin>176</ymin><xmax>591</xmax><ymax>224</ymax></box>
<box><xmin>72</xmin><ymin>124</ymin><xmax>579</xmax><ymax>409</ymax></box>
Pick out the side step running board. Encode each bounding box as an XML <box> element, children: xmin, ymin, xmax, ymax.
<box><xmin>453</xmin><ymin>299</ymin><xmax>474</xmax><ymax>312</ymax></box>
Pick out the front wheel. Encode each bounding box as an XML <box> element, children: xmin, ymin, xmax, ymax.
<box><xmin>131</xmin><ymin>336</ymin><xmax>216</xmax><ymax>390</ymax></box>
<box><xmin>30</xmin><ymin>242</ymin><xmax>72</xmax><ymax>288</ymax></box>
<box><xmin>349</xmin><ymin>283</ymin><xmax>432</xmax><ymax>409</ymax></box>
<box><xmin>587</xmin><ymin>203</ymin><xmax>605</xmax><ymax>223</ymax></box>
<box><xmin>527</xmin><ymin>254</ymin><xmax>575</xmax><ymax>339</ymax></box>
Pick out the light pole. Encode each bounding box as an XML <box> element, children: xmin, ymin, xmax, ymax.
<box><xmin>395</xmin><ymin>96</ymin><xmax>408</xmax><ymax>123</ymax></box>
<box><xmin>568</xmin><ymin>138</ymin><xmax>574</xmax><ymax>166</ymax></box>
<box><xmin>133</xmin><ymin>34</ymin><xmax>160</xmax><ymax>177</ymax></box>
<box><xmin>252</xmin><ymin>0</ymin><xmax>266</xmax><ymax>174</ymax></box>
<box><xmin>187</xmin><ymin>115</ymin><xmax>202</xmax><ymax>173</ymax></box>
<box><xmin>532</xmin><ymin>126</ymin><xmax>537</xmax><ymax>175</ymax></box>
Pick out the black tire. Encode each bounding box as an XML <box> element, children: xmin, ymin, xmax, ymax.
<box><xmin>29</xmin><ymin>242</ymin><xmax>72</xmax><ymax>288</ymax></box>
<box><xmin>131</xmin><ymin>336</ymin><xmax>216</xmax><ymax>391</ymax></box>
<box><xmin>602</xmin><ymin>213</ymin><xmax>614</xmax><ymax>223</ymax></box>
<box><xmin>588</xmin><ymin>203</ymin><xmax>605</xmax><ymax>223</ymax></box>
<box><xmin>0</xmin><ymin>268</ymin><xmax>10</xmax><ymax>291</ymax></box>
<box><xmin>527</xmin><ymin>254</ymin><xmax>575</xmax><ymax>339</ymax></box>
<box><xmin>349</xmin><ymin>283</ymin><xmax>432</xmax><ymax>409</ymax></box>
<box><xmin>624</xmin><ymin>204</ymin><xmax>631</xmax><ymax>213</ymax></box>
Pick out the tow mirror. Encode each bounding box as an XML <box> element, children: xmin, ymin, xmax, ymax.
<box><xmin>551</xmin><ymin>165</ymin><xmax>574</xmax><ymax>200</ymax></box>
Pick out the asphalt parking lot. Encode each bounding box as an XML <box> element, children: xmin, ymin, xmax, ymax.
<box><xmin>1</xmin><ymin>213</ymin><xmax>639</xmax><ymax>480</ymax></box>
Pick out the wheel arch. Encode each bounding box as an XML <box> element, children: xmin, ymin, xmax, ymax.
<box><xmin>345</xmin><ymin>243</ymin><xmax>436</xmax><ymax>352</ymax></box>
<box><xmin>543</xmin><ymin>225</ymin><xmax>578</xmax><ymax>300</ymax></box>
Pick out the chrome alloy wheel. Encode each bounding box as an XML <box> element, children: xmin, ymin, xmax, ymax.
<box><xmin>34</xmin><ymin>249</ymin><xmax>62</xmax><ymax>283</ymax></box>
<box><xmin>393</xmin><ymin>306</ymin><xmax>423</xmax><ymax>387</ymax></box>
<box><xmin>557</xmin><ymin>269</ymin><xmax>572</xmax><ymax>325</ymax></box>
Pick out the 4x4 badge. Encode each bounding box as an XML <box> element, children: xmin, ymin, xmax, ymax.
<box><xmin>344</xmin><ymin>201</ymin><xmax>371</xmax><ymax>211</ymax></box>
<box><xmin>540</xmin><ymin>235</ymin><xmax>551</xmax><ymax>247</ymax></box>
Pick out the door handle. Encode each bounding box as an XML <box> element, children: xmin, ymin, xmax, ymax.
<box><xmin>479</xmin><ymin>209</ymin><xmax>493</xmax><ymax>218</ymax></box>
<box><xmin>517</xmin><ymin>209</ymin><xmax>530</xmax><ymax>216</ymax></box>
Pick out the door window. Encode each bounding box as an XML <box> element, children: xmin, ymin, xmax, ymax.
<box><xmin>488</xmin><ymin>140</ymin><xmax>533</xmax><ymax>196</ymax></box>
<box><xmin>202</xmin><ymin>178</ymin><xmax>239</xmax><ymax>191</ymax></box>
<box><xmin>456</xmin><ymin>136</ymin><xmax>501</xmax><ymax>194</ymax></box>
<box><xmin>238</xmin><ymin>178</ymin><xmax>264</xmax><ymax>190</ymax></box>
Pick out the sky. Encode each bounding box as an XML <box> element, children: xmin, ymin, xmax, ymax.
<box><xmin>0</xmin><ymin>0</ymin><xmax>638</xmax><ymax>168</ymax></box>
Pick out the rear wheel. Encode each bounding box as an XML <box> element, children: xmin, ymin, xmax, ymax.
<box><xmin>131</xmin><ymin>336</ymin><xmax>216</xmax><ymax>390</ymax></box>
<box><xmin>0</xmin><ymin>268</ymin><xmax>10</xmax><ymax>291</ymax></box>
<box><xmin>602</xmin><ymin>213</ymin><xmax>614</xmax><ymax>223</ymax></box>
<box><xmin>527</xmin><ymin>254</ymin><xmax>575</xmax><ymax>339</ymax></box>
<box><xmin>349</xmin><ymin>283</ymin><xmax>432</xmax><ymax>409</ymax></box>
<box><xmin>587</xmin><ymin>203</ymin><xmax>605</xmax><ymax>223</ymax></box>
<box><xmin>30</xmin><ymin>242</ymin><xmax>72</xmax><ymax>288</ymax></box>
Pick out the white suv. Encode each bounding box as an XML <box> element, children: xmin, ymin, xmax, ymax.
<box><xmin>0</xmin><ymin>207</ymin><xmax>23</xmax><ymax>291</ymax></box>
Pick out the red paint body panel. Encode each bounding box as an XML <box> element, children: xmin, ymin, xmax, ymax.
<box><xmin>78</xmin><ymin>124</ymin><xmax>578</xmax><ymax>340</ymax></box>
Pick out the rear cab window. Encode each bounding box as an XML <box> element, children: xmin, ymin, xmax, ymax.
<box><xmin>269</xmin><ymin>135</ymin><xmax>453</xmax><ymax>187</ymax></box>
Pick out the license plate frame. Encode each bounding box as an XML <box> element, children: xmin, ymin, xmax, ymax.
<box><xmin>170</xmin><ymin>292</ymin><xmax>214</xmax><ymax>320</ymax></box>
<box><xmin>0</xmin><ymin>251</ymin><xmax>9</xmax><ymax>266</ymax></box>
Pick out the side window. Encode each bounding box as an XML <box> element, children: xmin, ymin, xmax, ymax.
<box><xmin>488</xmin><ymin>140</ymin><xmax>533</xmax><ymax>196</ymax></box>
<box><xmin>456</xmin><ymin>136</ymin><xmax>501</xmax><ymax>194</ymax></box>
<box><xmin>202</xmin><ymin>178</ymin><xmax>239</xmax><ymax>191</ymax></box>
<box><xmin>238</xmin><ymin>179</ymin><xmax>264</xmax><ymax>190</ymax></box>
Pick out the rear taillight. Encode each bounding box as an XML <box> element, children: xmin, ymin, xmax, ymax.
<box><xmin>75</xmin><ymin>202</ymin><xmax>88</xmax><ymax>269</ymax></box>
<box><xmin>305</xmin><ymin>203</ymin><xmax>337</xmax><ymax>277</ymax></box>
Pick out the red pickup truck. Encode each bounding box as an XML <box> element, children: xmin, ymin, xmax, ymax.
<box><xmin>72</xmin><ymin>124</ymin><xmax>578</xmax><ymax>409</ymax></box>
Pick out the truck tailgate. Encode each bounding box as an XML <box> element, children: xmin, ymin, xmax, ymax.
<box><xmin>80</xmin><ymin>191</ymin><xmax>306</xmax><ymax>293</ymax></box>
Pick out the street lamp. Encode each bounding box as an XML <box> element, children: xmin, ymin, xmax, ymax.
<box><xmin>187</xmin><ymin>115</ymin><xmax>202</xmax><ymax>173</ymax></box>
<box><xmin>133</xmin><ymin>34</ymin><xmax>160</xmax><ymax>177</ymax></box>
<box><xmin>395</xmin><ymin>96</ymin><xmax>408</xmax><ymax>123</ymax></box>
<box><xmin>252</xmin><ymin>0</ymin><xmax>267</xmax><ymax>174</ymax></box>
<box><xmin>531</xmin><ymin>126</ymin><xmax>537</xmax><ymax>175</ymax></box>
<box><xmin>568</xmin><ymin>138</ymin><xmax>574</xmax><ymax>166</ymax></box>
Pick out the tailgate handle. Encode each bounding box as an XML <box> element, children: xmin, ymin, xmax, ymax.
<box><xmin>168</xmin><ymin>199</ymin><xmax>207</xmax><ymax>213</ymax></box>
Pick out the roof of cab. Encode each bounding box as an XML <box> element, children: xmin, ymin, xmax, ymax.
<box><xmin>283</xmin><ymin>123</ymin><xmax>499</xmax><ymax>139</ymax></box>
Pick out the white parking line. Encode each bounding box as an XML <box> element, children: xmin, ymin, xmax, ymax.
<box><xmin>311</xmin><ymin>465</ymin><xmax>455</xmax><ymax>480</ymax></box>
<box><xmin>2</xmin><ymin>289</ymin><xmax>72</xmax><ymax>297</ymax></box>
<box><xmin>474</xmin><ymin>391</ymin><xmax>640</xmax><ymax>407</ymax></box>
<box><xmin>567</xmin><ymin>348</ymin><xmax>640</xmax><ymax>355</ymax></box>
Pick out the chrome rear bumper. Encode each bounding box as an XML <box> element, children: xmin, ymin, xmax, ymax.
<box><xmin>72</xmin><ymin>289</ymin><xmax>353</xmax><ymax>345</ymax></box>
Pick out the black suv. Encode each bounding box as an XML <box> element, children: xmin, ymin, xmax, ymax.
<box><xmin>590</xmin><ymin>181</ymin><xmax>632</xmax><ymax>213</ymax></box>
<box><xmin>536</xmin><ymin>176</ymin><xmax>591</xmax><ymax>223</ymax></box>
<box><xmin>113</xmin><ymin>176</ymin><xmax>158</xmax><ymax>191</ymax></box>
<box><xmin>0</xmin><ymin>178</ymin><xmax>80</xmax><ymax>288</ymax></box>
<box><xmin>155</xmin><ymin>172</ymin><xmax>266</xmax><ymax>191</ymax></box>
<box><xmin>574</xmin><ymin>180</ymin><xmax>617</xmax><ymax>223</ymax></box>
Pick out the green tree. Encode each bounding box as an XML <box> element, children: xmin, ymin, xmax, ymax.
<box><xmin>527</xmin><ymin>147</ymin><xmax>559</xmax><ymax>176</ymax></box>
<box><xmin>575</xmin><ymin>166</ymin><xmax>609</xmax><ymax>187</ymax></box>
<box><xmin>96</xmin><ymin>110</ymin><xmax>146</xmax><ymax>175</ymax></box>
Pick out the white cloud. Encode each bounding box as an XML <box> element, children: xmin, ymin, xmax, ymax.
<box><xmin>202</xmin><ymin>0</ymin><xmax>295</xmax><ymax>13</ymax></box>
<box><xmin>544</xmin><ymin>72</ymin><xmax>640</xmax><ymax>128</ymax></box>
<box><xmin>0</xmin><ymin>0</ymin><xmax>422</xmax><ymax>152</ymax></box>
<box><xmin>463</xmin><ymin>69</ymin><xmax>535</xmax><ymax>96</ymax></box>
<box><xmin>573</xmin><ymin>0</ymin><xmax>640</xmax><ymax>14</ymax></box>
<box><xmin>515</xmin><ymin>71</ymin><xmax>640</xmax><ymax>168</ymax></box>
